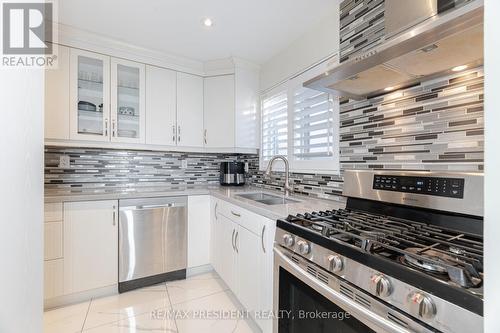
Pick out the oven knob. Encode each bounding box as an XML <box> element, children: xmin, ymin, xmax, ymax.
<box><xmin>407</xmin><ymin>291</ymin><xmax>437</xmax><ymax>320</ymax></box>
<box><xmin>370</xmin><ymin>274</ymin><xmax>392</xmax><ymax>298</ymax></box>
<box><xmin>283</xmin><ymin>234</ymin><xmax>294</xmax><ymax>247</ymax></box>
<box><xmin>327</xmin><ymin>255</ymin><xmax>343</xmax><ymax>273</ymax></box>
<box><xmin>297</xmin><ymin>240</ymin><xmax>311</xmax><ymax>255</ymax></box>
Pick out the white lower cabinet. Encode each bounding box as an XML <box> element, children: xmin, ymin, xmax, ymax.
<box><xmin>211</xmin><ymin>198</ymin><xmax>275</xmax><ymax>333</ymax></box>
<box><xmin>63</xmin><ymin>200</ymin><xmax>118</xmax><ymax>294</ymax></box>
<box><xmin>258</xmin><ymin>219</ymin><xmax>275</xmax><ymax>333</ymax></box>
<box><xmin>187</xmin><ymin>195</ymin><xmax>211</xmax><ymax>268</ymax></box>
<box><xmin>44</xmin><ymin>259</ymin><xmax>64</xmax><ymax>299</ymax></box>
<box><xmin>236</xmin><ymin>225</ymin><xmax>261</xmax><ymax>313</ymax></box>
<box><xmin>44</xmin><ymin>221</ymin><xmax>63</xmax><ymax>260</ymax></box>
<box><xmin>216</xmin><ymin>214</ymin><xmax>239</xmax><ymax>293</ymax></box>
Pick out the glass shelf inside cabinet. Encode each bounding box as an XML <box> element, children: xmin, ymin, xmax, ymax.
<box><xmin>116</xmin><ymin>64</ymin><xmax>140</xmax><ymax>139</ymax></box>
<box><xmin>77</xmin><ymin>56</ymin><xmax>104</xmax><ymax>135</ymax></box>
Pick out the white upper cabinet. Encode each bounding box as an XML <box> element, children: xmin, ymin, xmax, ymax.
<box><xmin>110</xmin><ymin>58</ymin><xmax>146</xmax><ymax>144</ymax></box>
<box><xmin>45</xmin><ymin>44</ymin><xmax>70</xmax><ymax>140</ymax></box>
<box><xmin>176</xmin><ymin>72</ymin><xmax>204</xmax><ymax>147</ymax></box>
<box><xmin>48</xmin><ymin>45</ymin><xmax>259</xmax><ymax>152</ymax></box>
<box><xmin>235</xmin><ymin>64</ymin><xmax>260</xmax><ymax>149</ymax></box>
<box><xmin>203</xmin><ymin>75</ymin><xmax>235</xmax><ymax>148</ymax></box>
<box><xmin>145</xmin><ymin>65</ymin><xmax>177</xmax><ymax>146</ymax></box>
<box><xmin>69</xmin><ymin>49</ymin><xmax>110</xmax><ymax>142</ymax></box>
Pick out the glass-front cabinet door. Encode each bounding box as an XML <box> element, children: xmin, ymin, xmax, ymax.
<box><xmin>110</xmin><ymin>59</ymin><xmax>146</xmax><ymax>144</ymax></box>
<box><xmin>70</xmin><ymin>49</ymin><xmax>110</xmax><ymax>141</ymax></box>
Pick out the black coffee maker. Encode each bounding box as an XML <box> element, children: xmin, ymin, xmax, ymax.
<box><xmin>219</xmin><ymin>162</ymin><xmax>245</xmax><ymax>186</ymax></box>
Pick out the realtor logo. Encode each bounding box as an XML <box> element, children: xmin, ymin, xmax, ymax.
<box><xmin>3</xmin><ymin>2</ymin><xmax>53</xmax><ymax>54</ymax></box>
<box><xmin>1</xmin><ymin>1</ymin><xmax>58</xmax><ymax>68</ymax></box>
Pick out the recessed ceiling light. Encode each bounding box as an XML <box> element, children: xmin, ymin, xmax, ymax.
<box><xmin>384</xmin><ymin>86</ymin><xmax>395</xmax><ymax>91</ymax></box>
<box><xmin>202</xmin><ymin>18</ymin><xmax>213</xmax><ymax>28</ymax></box>
<box><xmin>452</xmin><ymin>65</ymin><xmax>468</xmax><ymax>72</ymax></box>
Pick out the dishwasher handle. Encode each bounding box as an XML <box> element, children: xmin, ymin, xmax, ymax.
<box><xmin>120</xmin><ymin>202</ymin><xmax>186</xmax><ymax>210</ymax></box>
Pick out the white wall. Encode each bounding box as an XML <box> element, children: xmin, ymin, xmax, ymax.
<box><xmin>484</xmin><ymin>1</ymin><xmax>500</xmax><ymax>332</ymax></box>
<box><xmin>0</xmin><ymin>67</ymin><xmax>44</xmax><ymax>332</ymax></box>
<box><xmin>260</xmin><ymin>7</ymin><xmax>340</xmax><ymax>92</ymax></box>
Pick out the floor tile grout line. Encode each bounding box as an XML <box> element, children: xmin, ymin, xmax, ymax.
<box><xmin>169</xmin><ymin>288</ymin><xmax>230</xmax><ymax>308</ymax></box>
<box><xmin>78</xmin><ymin>286</ymin><xmax>173</xmax><ymax>332</ymax></box>
<box><xmin>80</xmin><ymin>298</ymin><xmax>92</xmax><ymax>333</ymax></box>
<box><xmin>165</xmin><ymin>283</ymin><xmax>180</xmax><ymax>333</ymax></box>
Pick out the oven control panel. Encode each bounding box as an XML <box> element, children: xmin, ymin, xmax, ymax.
<box><xmin>373</xmin><ymin>175</ymin><xmax>465</xmax><ymax>199</ymax></box>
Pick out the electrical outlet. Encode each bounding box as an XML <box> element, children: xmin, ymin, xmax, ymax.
<box><xmin>59</xmin><ymin>155</ymin><xmax>70</xmax><ymax>168</ymax></box>
<box><xmin>181</xmin><ymin>160</ymin><xmax>188</xmax><ymax>169</ymax></box>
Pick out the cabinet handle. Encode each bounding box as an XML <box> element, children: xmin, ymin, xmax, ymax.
<box><xmin>112</xmin><ymin>119</ymin><xmax>116</xmax><ymax>137</ymax></box>
<box><xmin>104</xmin><ymin>118</ymin><xmax>109</xmax><ymax>137</ymax></box>
<box><xmin>112</xmin><ymin>206</ymin><xmax>116</xmax><ymax>226</ymax></box>
<box><xmin>172</xmin><ymin>125</ymin><xmax>176</xmax><ymax>143</ymax></box>
<box><xmin>204</xmin><ymin>129</ymin><xmax>207</xmax><ymax>145</ymax></box>
<box><xmin>235</xmin><ymin>231</ymin><xmax>239</xmax><ymax>253</ymax></box>
<box><xmin>261</xmin><ymin>225</ymin><xmax>266</xmax><ymax>253</ymax></box>
<box><xmin>231</xmin><ymin>210</ymin><xmax>241</xmax><ymax>218</ymax></box>
<box><xmin>178</xmin><ymin>125</ymin><xmax>181</xmax><ymax>142</ymax></box>
<box><xmin>231</xmin><ymin>229</ymin><xmax>236</xmax><ymax>251</ymax></box>
<box><xmin>214</xmin><ymin>202</ymin><xmax>218</xmax><ymax>220</ymax></box>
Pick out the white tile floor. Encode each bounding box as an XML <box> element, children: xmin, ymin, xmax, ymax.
<box><xmin>44</xmin><ymin>271</ymin><xmax>261</xmax><ymax>333</ymax></box>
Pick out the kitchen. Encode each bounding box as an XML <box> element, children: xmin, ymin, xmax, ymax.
<box><xmin>1</xmin><ymin>0</ymin><xmax>499</xmax><ymax>332</ymax></box>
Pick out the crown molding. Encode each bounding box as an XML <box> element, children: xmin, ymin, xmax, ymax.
<box><xmin>56</xmin><ymin>23</ymin><xmax>205</xmax><ymax>76</ymax></box>
<box><xmin>55</xmin><ymin>23</ymin><xmax>262</xmax><ymax>79</ymax></box>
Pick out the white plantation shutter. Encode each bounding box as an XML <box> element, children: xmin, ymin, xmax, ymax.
<box><xmin>261</xmin><ymin>91</ymin><xmax>288</xmax><ymax>162</ymax></box>
<box><xmin>292</xmin><ymin>87</ymin><xmax>335</xmax><ymax>161</ymax></box>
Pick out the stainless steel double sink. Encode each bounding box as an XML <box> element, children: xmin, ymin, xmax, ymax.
<box><xmin>236</xmin><ymin>192</ymin><xmax>300</xmax><ymax>205</ymax></box>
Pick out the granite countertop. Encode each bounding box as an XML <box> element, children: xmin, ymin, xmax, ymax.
<box><xmin>45</xmin><ymin>185</ymin><xmax>346</xmax><ymax>220</ymax></box>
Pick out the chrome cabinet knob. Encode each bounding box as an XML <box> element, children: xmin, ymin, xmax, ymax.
<box><xmin>407</xmin><ymin>291</ymin><xmax>437</xmax><ymax>320</ymax></box>
<box><xmin>370</xmin><ymin>274</ymin><xmax>392</xmax><ymax>298</ymax></box>
<box><xmin>327</xmin><ymin>255</ymin><xmax>343</xmax><ymax>273</ymax></box>
<box><xmin>283</xmin><ymin>234</ymin><xmax>294</xmax><ymax>247</ymax></box>
<box><xmin>297</xmin><ymin>240</ymin><xmax>311</xmax><ymax>255</ymax></box>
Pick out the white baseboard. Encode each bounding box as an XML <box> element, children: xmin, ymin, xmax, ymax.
<box><xmin>44</xmin><ymin>284</ymin><xmax>117</xmax><ymax>310</ymax></box>
<box><xmin>186</xmin><ymin>264</ymin><xmax>214</xmax><ymax>277</ymax></box>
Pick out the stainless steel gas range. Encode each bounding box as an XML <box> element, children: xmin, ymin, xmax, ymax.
<box><xmin>273</xmin><ymin>170</ymin><xmax>483</xmax><ymax>333</ymax></box>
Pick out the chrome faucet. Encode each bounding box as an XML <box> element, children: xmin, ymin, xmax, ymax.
<box><xmin>264</xmin><ymin>155</ymin><xmax>293</xmax><ymax>197</ymax></box>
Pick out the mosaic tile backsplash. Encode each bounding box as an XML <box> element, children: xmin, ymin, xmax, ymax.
<box><xmin>340</xmin><ymin>0</ymin><xmax>385</xmax><ymax>63</ymax></box>
<box><xmin>251</xmin><ymin>68</ymin><xmax>484</xmax><ymax>200</ymax></box>
<box><xmin>44</xmin><ymin>147</ymin><xmax>259</xmax><ymax>192</ymax></box>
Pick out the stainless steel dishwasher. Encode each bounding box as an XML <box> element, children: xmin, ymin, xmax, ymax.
<box><xmin>118</xmin><ymin>196</ymin><xmax>187</xmax><ymax>292</ymax></box>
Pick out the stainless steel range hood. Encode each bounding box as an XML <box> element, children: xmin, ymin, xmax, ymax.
<box><xmin>305</xmin><ymin>0</ymin><xmax>484</xmax><ymax>100</ymax></box>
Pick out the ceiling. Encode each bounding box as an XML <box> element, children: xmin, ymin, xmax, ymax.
<box><xmin>58</xmin><ymin>0</ymin><xmax>338</xmax><ymax>64</ymax></box>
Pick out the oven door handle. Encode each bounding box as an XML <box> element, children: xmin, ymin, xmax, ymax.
<box><xmin>274</xmin><ymin>247</ymin><xmax>412</xmax><ymax>333</ymax></box>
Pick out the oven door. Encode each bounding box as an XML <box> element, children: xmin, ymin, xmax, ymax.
<box><xmin>273</xmin><ymin>245</ymin><xmax>430</xmax><ymax>333</ymax></box>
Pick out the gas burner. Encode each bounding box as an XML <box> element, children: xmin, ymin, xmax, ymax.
<box><xmin>330</xmin><ymin>232</ymin><xmax>353</xmax><ymax>242</ymax></box>
<box><xmin>401</xmin><ymin>248</ymin><xmax>454</xmax><ymax>274</ymax></box>
<box><xmin>310</xmin><ymin>224</ymin><xmax>324</xmax><ymax>232</ymax></box>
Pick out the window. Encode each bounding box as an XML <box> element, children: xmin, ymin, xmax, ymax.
<box><xmin>260</xmin><ymin>61</ymin><xmax>340</xmax><ymax>173</ymax></box>
<box><xmin>292</xmin><ymin>87</ymin><xmax>335</xmax><ymax>167</ymax></box>
<box><xmin>261</xmin><ymin>90</ymin><xmax>288</xmax><ymax>162</ymax></box>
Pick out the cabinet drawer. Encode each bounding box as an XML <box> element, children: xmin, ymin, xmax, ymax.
<box><xmin>44</xmin><ymin>203</ymin><xmax>63</xmax><ymax>222</ymax></box>
<box><xmin>44</xmin><ymin>259</ymin><xmax>64</xmax><ymax>299</ymax></box>
<box><xmin>44</xmin><ymin>222</ymin><xmax>63</xmax><ymax>260</ymax></box>
<box><xmin>218</xmin><ymin>200</ymin><xmax>263</xmax><ymax>235</ymax></box>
